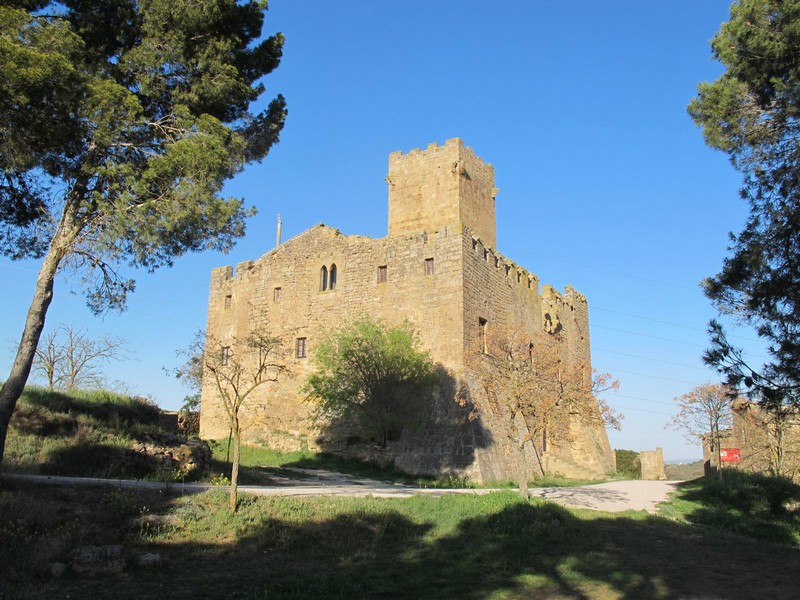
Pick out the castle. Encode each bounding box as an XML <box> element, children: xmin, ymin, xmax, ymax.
<box><xmin>199</xmin><ymin>139</ymin><xmax>615</xmax><ymax>482</ymax></box>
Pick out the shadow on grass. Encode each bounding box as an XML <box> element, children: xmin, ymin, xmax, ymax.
<box><xmin>674</xmin><ymin>470</ymin><xmax>800</xmax><ymax>546</ymax></box>
<box><xmin>20</xmin><ymin>387</ymin><xmax>161</xmax><ymax>429</ymax></box>
<box><xmin>5</xmin><ymin>484</ymin><xmax>799</xmax><ymax>600</ymax></box>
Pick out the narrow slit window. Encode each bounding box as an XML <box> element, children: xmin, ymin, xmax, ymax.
<box><xmin>222</xmin><ymin>346</ymin><xmax>232</xmax><ymax>366</ymax></box>
<box><xmin>479</xmin><ymin>318</ymin><xmax>488</xmax><ymax>354</ymax></box>
<box><xmin>329</xmin><ymin>264</ymin><xmax>337</xmax><ymax>290</ymax></box>
<box><xmin>296</xmin><ymin>337</ymin><xmax>307</xmax><ymax>359</ymax></box>
<box><xmin>424</xmin><ymin>258</ymin><xmax>435</xmax><ymax>276</ymax></box>
<box><xmin>377</xmin><ymin>265</ymin><xmax>387</xmax><ymax>284</ymax></box>
<box><xmin>273</xmin><ymin>287</ymin><xmax>281</xmax><ymax>302</ymax></box>
<box><xmin>320</xmin><ymin>266</ymin><xmax>328</xmax><ymax>291</ymax></box>
<box><xmin>224</xmin><ymin>295</ymin><xmax>232</xmax><ymax>309</ymax></box>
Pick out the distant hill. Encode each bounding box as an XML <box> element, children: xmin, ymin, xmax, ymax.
<box><xmin>665</xmin><ymin>460</ymin><xmax>704</xmax><ymax>480</ymax></box>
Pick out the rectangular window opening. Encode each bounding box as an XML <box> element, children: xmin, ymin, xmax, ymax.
<box><xmin>296</xmin><ymin>337</ymin><xmax>307</xmax><ymax>359</ymax></box>
<box><xmin>479</xmin><ymin>318</ymin><xmax>488</xmax><ymax>354</ymax></box>
<box><xmin>224</xmin><ymin>295</ymin><xmax>232</xmax><ymax>309</ymax></box>
<box><xmin>222</xmin><ymin>346</ymin><xmax>232</xmax><ymax>366</ymax></box>
<box><xmin>377</xmin><ymin>265</ymin><xmax>387</xmax><ymax>284</ymax></box>
<box><xmin>273</xmin><ymin>287</ymin><xmax>281</xmax><ymax>302</ymax></box>
<box><xmin>424</xmin><ymin>258</ymin><xmax>435</xmax><ymax>276</ymax></box>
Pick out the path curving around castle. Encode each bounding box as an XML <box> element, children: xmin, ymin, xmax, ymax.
<box><xmin>2</xmin><ymin>471</ymin><xmax>682</xmax><ymax>514</ymax></box>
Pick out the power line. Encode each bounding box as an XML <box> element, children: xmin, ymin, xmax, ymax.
<box><xmin>532</xmin><ymin>253</ymin><xmax>698</xmax><ymax>291</ymax></box>
<box><xmin>605</xmin><ymin>403</ymin><xmax>673</xmax><ymax>417</ymax></box>
<box><xmin>592</xmin><ymin>305</ymin><xmax>760</xmax><ymax>344</ymax></box>
<box><xmin>594</xmin><ymin>365</ymin><xmax>705</xmax><ymax>387</ymax></box>
<box><xmin>593</xmin><ymin>347</ymin><xmax>708</xmax><ymax>371</ymax></box>
<box><xmin>598</xmin><ymin>392</ymin><xmax>677</xmax><ymax>407</ymax></box>
<box><xmin>592</xmin><ymin>324</ymin><xmax>706</xmax><ymax>347</ymax></box>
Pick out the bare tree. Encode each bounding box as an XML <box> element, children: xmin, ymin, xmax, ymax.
<box><xmin>470</xmin><ymin>327</ymin><xmax>621</xmax><ymax>492</ymax></box>
<box><xmin>32</xmin><ymin>324</ymin><xmax>126</xmax><ymax>391</ymax></box>
<box><xmin>203</xmin><ymin>329</ymin><xmax>288</xmax><ymax>512</ymax></box>
<box><xmin>667</xmin><ymin>383</ymin><xmax>735</xmax><ymax>480</ymax></box>
<box><xmin>170</xmin><ymin>330</ymin><xmax>206</xmax><ymax>434</ymax></box>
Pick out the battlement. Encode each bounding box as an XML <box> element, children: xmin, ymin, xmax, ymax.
<box><xmin>387</xmin><ymin>138</ymin><xmax>497</xmax><ymax>248</ymax></box>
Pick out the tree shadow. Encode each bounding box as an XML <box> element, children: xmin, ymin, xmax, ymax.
<box><xmin>675</xmin><ymin>470</ymin><xmax>800</xmax><ymax>546</ymax></box>
<box><xmin>14</xmin><ymin>488</ymin><xmax>799</xmax><ymax>600</ymax></box>
<box><xmin>9</xmin><ymin>390</ymin><xmax>201</xmax><ymax>481</ymax></box>
<box><xmin>312</xmin><ymin>365</ymin><xmax>493</xmax><ymax>478</ymax></box>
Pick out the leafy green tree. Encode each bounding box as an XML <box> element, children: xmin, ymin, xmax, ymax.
<box><xmin>614</xmin><ymin>450</ymin><xmax>641</xmax><ymax>480</ymax></box>
<box><xmin>0</xmin><ymin>1</ymin><xmax>286</xmax><ymax>466</ymax></box>
<box><xmin>305</xmin><ymin>317</ymin><xmax>438</xmax><ymax>447</ymax></box>
<box><xmin>689</xmin><ymin>0</ymin><xmax>800</xmax><ymax>407</ymax></box>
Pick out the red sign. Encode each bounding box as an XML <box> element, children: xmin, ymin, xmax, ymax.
<box><xmin>720</xmin><ymin>448</ymin><xmax>741</xmax><ymax>463</ymax></box>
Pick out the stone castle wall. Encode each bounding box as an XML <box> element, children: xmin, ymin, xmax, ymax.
<box><xmin>200</xmin><ymin>222</ymin><xmax>466</xmax><ymax>449</ymax></box>
<box><xmin>388</xmin><ymin>139</ymin><xmax>497</xmax><ymax>249</ymax></box>
<box><xmin>200</xmin><ymin>138</ymin><xmax>614</xmax><ymax>482</ymax></box>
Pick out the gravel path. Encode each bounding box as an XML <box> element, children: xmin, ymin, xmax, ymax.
<box><xmin>2</xmin><ymin>472</ymin><xmax>681</xmax><ymax>514</ymax></box>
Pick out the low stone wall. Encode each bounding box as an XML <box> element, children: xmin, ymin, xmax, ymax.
<box><xmin>640</xmin><ymin>448</ymin><xmax>667</xmax><ymax>480</ymax></box>
<box><xmin>126</xmin><ymin>432</ymin><xmax>212</xmax><ymax>476</ymax></box>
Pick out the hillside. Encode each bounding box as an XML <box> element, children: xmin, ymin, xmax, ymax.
<box><xmin>5</xmin><ymin>387</ymin><xmax>209</xmax><ymax>480</ymax></box>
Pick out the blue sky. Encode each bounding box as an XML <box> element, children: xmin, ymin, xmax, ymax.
<box><xmin>1</xmin><ymin>1</ymin><xmax>753</xmax><ymax>461</ymax></box>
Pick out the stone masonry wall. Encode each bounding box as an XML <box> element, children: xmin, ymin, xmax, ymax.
<box><xmin>388</xmin><ymin>139</ymin><xmax>497</xmax><ymax>249</ymax></box>
<box><xmin>200</xmin><ymin>223</ymin><xmax>466</xmax><ymax>452</ymax></box>
<box><xmin>459</xmin><ymin>232</ymin><xmax>614</xmax><ymax>480</ymax></box>
<box><xmin>640</xmin><ymin>448</ymin><xmax>667</xmax><ymax>480</ymax></box>
<box><xmin>200</xmin><ymin>138</ymin><xmax>615</xmax><ymax>482</ymax></box>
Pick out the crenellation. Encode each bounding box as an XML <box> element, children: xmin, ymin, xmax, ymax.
<box><xmin>200</xmin><ymin>140</ymin><xmax>612</xmax><ymax>482</ymax></box>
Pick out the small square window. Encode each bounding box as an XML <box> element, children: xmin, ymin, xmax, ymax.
<box><xmin>377</xmin><ymin>265</ymin><xmax>387</xmax><ymax>284</ymax></box>
<box><xmin>296</xmin><ymin>337</ymin><xmax>307</xmax><ymax>359</ymax></box>
<box><xmin>424</xmin><ymin>258</ymin><xmax>435</xmax><ymax>276</ymax></box>
<box><xmin>222</xmin><ymin>346</ymin><xmax>232</xmax><ymax>365</ymax></box>
<box><xmin>224</xmin><ymin>295</ymin><xmax>232</xmax><ymax>309</ymax></box>
<box><xmin>273</xmin><ymin>287</ymin><xmax>281</xmax><ymax>302</ymax></box>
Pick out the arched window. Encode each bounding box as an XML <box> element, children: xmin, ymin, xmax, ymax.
<box><xmin>329</xmin><ymin>264</ymin><xmax>337</xmax><ymax>290</ymax></box>
<box><xmin>320</xmin><ymin>266</ymin><xmax>328</xmax><ymax>291</ymax></box>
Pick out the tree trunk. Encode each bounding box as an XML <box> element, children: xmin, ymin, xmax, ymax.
<box><xmin>517</xmin><ymin>447</ymin><xmax>529</xmax><ymax>497</ymax></box>
<box><xmin>531</xmin><ymin>441</ymin><xmax>546</xmax><ymax>479</ymax></box>
<box><xmin>229</xmin><ymin>415</ymin><xmax>240</xmax><ymax>512</ymax></box>
<box><xmin>0</xmin><ymin>242</ymin><xmax>66</xmax><ymax>468</ymax></box>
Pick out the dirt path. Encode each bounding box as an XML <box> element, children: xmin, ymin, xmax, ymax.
<box><xmin>2</xmin><ymin>471</ymin><xmax>681</xmax><ymax>514</ymax></box>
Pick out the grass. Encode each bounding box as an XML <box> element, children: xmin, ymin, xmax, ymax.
<box><xmin>659</xmin><ymin>470</ymin><xmax>800</xmax><ymax>546</ymax></box>
<box><xmin>3</xmin><ymin>386</ymin><xmax>800</xmax><ymax>597</ymax></box>
<box><xmin>7</xmin><ymin>386</ymin><xmax>608</xmax><ymax>490</ymax></box>
<box><xmin>664</xmin><ymin>460</ymin><xmax>704</xmax><ymax>480</ymax></box>
<box><xmin>1</xmin><ymin>478</ymin><xmax>798</xmax><ymax>600</ymax></box>
<box><xmin>207</xmin><ymin>439</ymin><xmax>605</xmax><ymax>489</ymax></box>
<box><xmin>5</xmin><ymin>386</ymin><xmax>167</xmax><ymax>480</ymax></box>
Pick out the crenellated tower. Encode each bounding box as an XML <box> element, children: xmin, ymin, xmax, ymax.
<box><xmin>387</xmin><ymin>138</ymin><xmax>498</xmax><ymax>248</ymax></box>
